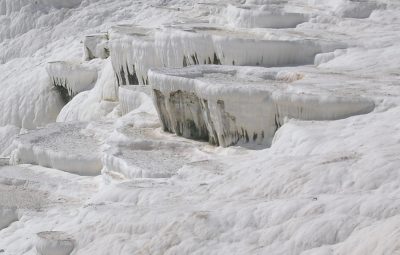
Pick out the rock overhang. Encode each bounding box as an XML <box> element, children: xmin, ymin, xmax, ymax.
<box><xmin>108</xmin><ymin>22</ymin><xmax>346</xmax><ymax>86</ymax></box>
<box><xmin>46</xmin><ymin>61</ymin><xmax>98</xmax><ymax>103</ymax></box>
<box><xmin>149</xmin><ymin>65</ymin><xmax>375</xmax><ymax>147</ymax></box>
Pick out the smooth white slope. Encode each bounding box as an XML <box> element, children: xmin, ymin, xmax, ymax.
<box><xmin>0</xmin><ymin>125</ymin><xmax>20</xmax><ymax>156</ymax></box>
<box><xmin>0</xmin><ymin>0</ymin><xmax>400</xmax><ymax>254</ymax></box>
<box><xmin>0</xmin><ymin>61</ymin><xmax>64</xmax><ymax>130</ymax></box>
<box><xmin>2</xmin><ymin>106</ymin><xmax>400</xmax><ymax>254</ymax></box>
<box><xmin>0</xmin><ymin>0</ymin><xmax>192</xmax><ymax>154</ymax></box>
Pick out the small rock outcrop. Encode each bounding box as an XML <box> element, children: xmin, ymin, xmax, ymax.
<box><xmin>36</xmin><ymin>231</ymin><xmax>75</xmax><ymax>255</ymax></box>
<box><xmin>83</xmin><ymin>33</ymin><xmax>110</xmax><ymax>61</ymax></box>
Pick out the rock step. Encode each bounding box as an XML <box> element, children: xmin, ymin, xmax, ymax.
<box><xmin>220</xmin><ymin>4</ymin><xmax>309</xmax><ymax>28</ymax></box>
<box><xmin>46</xmin><ymin>61</ymin><xmax>98</xmax><ymax>103</ymax></box>
<box><xmin>36</xmin><ymin>231</ymin><xmax>75</xmax><ymax>255</ymax></box>
<box><xmin>9</xmin><ymin>121</ymin><xmax>206</xmax><ymax>179</ymax></box>
<box><xmin>10</xmin><ymin>122</ymin><xmax>102</xmax><ymax>176</ymax></box>
<box><xmin>149</xmin><ymin>65</ymin><xmax>375</xmax><ymax>147</ymax></box>
<box><xmin>108</xmin><ymin>23</ymin><xmax>344</xmax><ymax>85</ymax></box>
<box><xmin>83</xmin><ymin>33</ymin><xmax>109</xmax><ymax>61</ymax></box>
<box><xmin>103</xmin><ymin>127</ymin><xmax>207</xmax><ymax>180</ymax></box>
<box><xmin>119</xmin><ymin>85</ymin><xmax>153</xmax><ymax>115</ymax></box>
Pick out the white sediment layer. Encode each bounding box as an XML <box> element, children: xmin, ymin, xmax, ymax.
<box><xmin>36</xmin><ymin>231</ymin><xmax>75</xmax><ymax>255</ymax></box>
<box><xmin>149</xmin><ymin>65</ymin><xmax>375</xmax><ymax>147</ymax></box>
<box><xmin>83</xmin><ymin>33</ymin><xmax>109</xmax><ymax>61</ymax></box>
<box><xmin>109</xmin><ymin>23</ymin><xmax>344</xmax><ymax>85</ymax></box>
<box><xmin>119</xmin><ymin>85</ymin><xmax>154</xmax><ymax>116</ymax></box>
<box><xmin>56</xmin><ymin>59</ymin><xmax>119</xmax><ymax>122</ymax></box>
<box><xmin>1</xmin><ymin>0</ymin><xmax>400</xmax><ymax>254</ymax></box>
<box><xmin>46</xmin><ymin>61</ymin><xmax>98</xmax><ymax>101</ymax></box>
<box><xmin>0</xmin><ymin>206</ymin><xmax>18</xmax><ymax>230</ymax></box>
<box><xmin>222</xmin><ymin>4</ymin><xmax>308</xmax><ymax>28</ymax></box>
<box><xmin>10</xmin><ymin>122</ymin><xmax>102</xmax><ymax>176</ymax></box>
<box><xmin>0</xmin><ymin>125</ymin><xmax>20</xmax><ymax>156</ymax></box>
<box><xmin>104</xmin><ymin>135</ymin><xmax>200</xmax><ymax>179</ymax></box>
<box><xmin>109</xmin><ymin>25</ymin><xmax>159</xmax><ymax>85</ymax></box>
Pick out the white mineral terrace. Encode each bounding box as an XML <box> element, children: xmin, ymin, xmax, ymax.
<box><xmin>46</xmin><ymin>61</ymin><xmax>98</xmax><ymax>102</ymax></box>
<box><xmin>1</xmin><ymin>0</ymin><xmax>400</xmax><ymax>254</ymax></box>
<box><xmin>35</xmin><ymin>231</ymin><xmax>75</xmax><ymax>255</ymax></box>
<box><xmin>0</xmin><ymin>206</ymin><xmax>18</xmax><ymax>231</ymax></box>
<box><xmin>149</xmin><ymin>65</ymin><xmax>375</xmax><ymax>147</ymax></box>
<box><xmin>103</xmin><ymin>126</ymin><xmax>206</xmax><ymax>180</ymax></box>
<box><xmin>118</xmin><ymin>85</ymin><xmax>153</xmax><ymax>115</ymax></box>
<box><xmin>10</xmin><ymin>122</ymin><xmax>102</xmax><ymax>176</ymax></box>
<box><xmin>109</xmin><ymin>25</ymin><xmax>158</xmax><ymax>86</ymax></box>
<box><xmin>83</xmin><ymin>33</ymin><xmax>109</xmax><ymax>61</ymax></box>
<box><xmin>109</xmin><ymin>22</ymin><xmax>344</xmax><ymax>85</ymax></box>
<box><xmin>221</xmin><ymin>4</ymin><xmax>309</xmax><ymax>28</ymax></box>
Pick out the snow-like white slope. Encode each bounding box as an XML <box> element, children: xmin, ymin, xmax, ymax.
<box><xmin>0</xmin><ymin>61</ymin><xmax>64</xmax><ymax>130</ymax></box>
<box><xmin>0</xmin><ymin>125</ymin><xmax>20</xmax><ymax>156</ymax></box>
<box><xmin>83</xmin><ymin>33</ymin><xmax>109</xmax><ymax>61</ymax></box>
<box><xmin>1</xmin><ymin>0</ymin><xmax>400</xmax><ymax>254</ymax></box>
<box><xmin>3</xmin><ymin>103</ymin><xmax>400</xmax><ymax>254</ymax></box>
<box><xmin>0</xmin><ymin>164</ymin><xmax>99</xmax><ymax>253</ymax></box>
<box><xmin>0</xmin><ymin>206</ymin><xmax>17</xmax><ymax>231</ymax></box>
<box><xmin>0</xmin><ymin>0</ymin><xmax>195</xmax><ymax>147</ymax></box>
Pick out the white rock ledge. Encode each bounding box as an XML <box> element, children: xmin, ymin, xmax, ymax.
<box><xmin>149</xmin><ymin>65</ymin><xmax>375</xmax><ymax>147</ymax></box>
<box><xmin>103</xmin><ymin>126</ymin><xmax>203</xmax><ymax>179</ymax></box>
<box><xmin>36</xmin><ymin>231</ymin><xmax>75</xmax><ymax>255</ymax></box>
<box><xmin>109</xmin><ymin>23</ymin><xmax>344</xmax><ymax>85</ymax></box>
<box><xmin>109</xmin><ymin>25</ymin><xmax>157</xmax><ymax>86</ymax></box>
<box><xmin>46</xmin><ymin>61</ymin><xmax>98</xmax><ymax>103</ymax></box>
<box><xmin>10</xmin><ymin>122</ymin><xmax>102</xmax><ymax>176</ymax></box>
<box><xmin>119</xmin><ymin>85</ymin><xmax>153</xmax><ymax>115</ymax></box>
<box><xmin>83</xmin><ymin>33</ymin><xmax>109</xmax><ymax>61</ymax></box>
<box><xmin>222</xmin><ymin>4</ymin><xmax>309</xmax><ymax>28</ymax></box>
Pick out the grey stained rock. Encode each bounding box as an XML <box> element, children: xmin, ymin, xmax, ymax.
<box><xmin>83</xmin><ymin>33</ymin><xmax>110</xmax><ymax>61</ymax></box>
<box><xmin>150</xmin><ymin>65</ymin><xmax>375</xmax><ymax>148</ymax></box>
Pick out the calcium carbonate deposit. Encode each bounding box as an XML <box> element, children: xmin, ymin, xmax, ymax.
<box><xmin>1</xmin><ymin>0</ymin><xmax>400</xmax><ymax>254</ymax></box>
